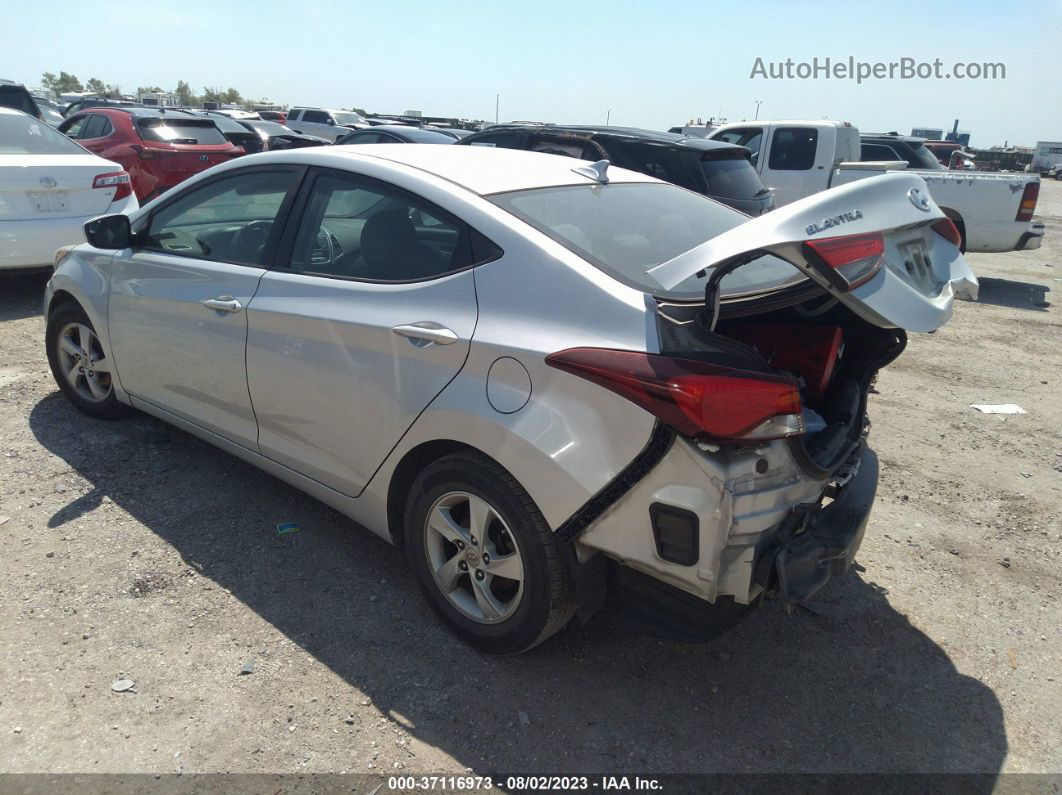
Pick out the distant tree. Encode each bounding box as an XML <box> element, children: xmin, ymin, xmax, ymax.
<box><xmin>174</xmin><ymin>80</ymin><xmax>195</xmax><ymax>106</ymax></box>
<box><xmin>220</xmin><ymin>87</ymin><xmax>243</xmax><ymax>105</ymax></box>
<box><xmin>136</xmin><ymin>85</ymin><xmax>162</xmax><ymax>98</ymax></box>
<box><xmin>86</xmin><ymin>77</ymin><xmax>107</xmax><ymax>94</ymax></box>
<box><xmin>43</xmin><ymin>71</ymin><xmax>84</xmax><ymax>94</ymax></box>
<box><xmin>200</xmin><ymin>86</ymin><xmax>223</xmax><ymax>103</ymax></box>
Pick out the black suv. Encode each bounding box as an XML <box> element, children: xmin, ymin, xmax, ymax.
<box><xmin>457</xmin><ymin>125</ymin><xmax>773</xmax><ymax>215</ymax></box>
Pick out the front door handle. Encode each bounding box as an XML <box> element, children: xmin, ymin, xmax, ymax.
<box><xmin>391</xmin><ymin>322</ymin><xmax>459</xmax><ymax>347</ymax></box>
<box><xmin>202</xmin><ymin>296</ymin><xmax>242</xmax><ymax>313</ymax></box>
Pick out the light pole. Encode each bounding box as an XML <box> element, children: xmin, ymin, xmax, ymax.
<box><xmin>495</xmin><ymin>94</ymin><xmax>499</xmax><ymax>124</ymax></box>
<box><xmin>606</xmin><ymin>108</ymin><xmax>611</xmax><ymax>125</ymax></box>
<box><xmin>754</xmin><ymin>100</ymin><xmax>762</xmax><ymax>120</ymax></box>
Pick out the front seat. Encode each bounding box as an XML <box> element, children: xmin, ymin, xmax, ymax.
<box><xmin>359</xmin><ymin>209</ymin><xmax>441</xmax><ymax>280</ymax></box>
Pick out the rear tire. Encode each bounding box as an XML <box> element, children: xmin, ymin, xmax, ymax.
<box><xmin>46</xmin><ymin>302</ymin><xmax>126</xmax><ymax>420</ymax></box>
<box><xmin>404</xmin><ymin>451</ymin><xmax>576</xmax><ymax>653</ymax></box>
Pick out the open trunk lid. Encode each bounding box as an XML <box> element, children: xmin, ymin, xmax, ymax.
<box><xmin>646</xmin><ymin>172</ymin><xmax>977</xmax><ymax>333</ymax></box>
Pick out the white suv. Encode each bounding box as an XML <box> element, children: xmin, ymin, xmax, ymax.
<box><xmin>285</xmin><ymin>107</ymin><xmax>368</xmax><ymax>142</ymax></box>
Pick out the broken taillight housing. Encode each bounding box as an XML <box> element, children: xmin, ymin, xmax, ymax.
<box><xmin>1015</xmin><ymin>181</ymin><xmax>1039</xmax><ymax>222</ymax></box>
<box><xmin>545</xmin><ymin>348</ymin><xmax>804</xmax><ymax>442</ymax></box>
<box><xmin>931</xmin><ymin>217</ymin><xmax>962</xmax><ymax>247</ymax></box>
<box><xmin>803</xmin><ymin>232</ymin><xmax>884</xmax><ymax>291</ymax></box>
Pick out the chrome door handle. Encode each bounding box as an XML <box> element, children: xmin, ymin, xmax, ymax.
<box><xmin>391</xmin><ymin>322</ymin><xmax>458</xmax><ymax>346</ymax></box>
<box><xmin>202</xmin><ymin>296</ymin><xmax>242</xmax><ymax>313</ymax></box>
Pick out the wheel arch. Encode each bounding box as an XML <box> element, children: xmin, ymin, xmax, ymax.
<box><xmin>386</xmin><ymin>439</ymin><xmax>477</xmax><ymax>546</ymax></box>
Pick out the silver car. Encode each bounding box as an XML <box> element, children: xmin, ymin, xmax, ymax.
<box><xmin>44</xmin><ymin>145</ymin><xmax>977</xmax><ymax>653</ymax></box>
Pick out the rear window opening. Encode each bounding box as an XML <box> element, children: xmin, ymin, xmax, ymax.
<box><xmin>0</xmin><ymin>113</ymin><xmax>86</xmax><ymax>155</ymax></box>
<box><xmin>137</xmin><ymin>118</ymin><xmax>227</xmax><ymax>146</ymax></box>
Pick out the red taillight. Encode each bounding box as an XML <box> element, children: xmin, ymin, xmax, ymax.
<box><xmin>932</xmin><ymin>217</ymin><xmax>962</xmax><ymax>247</ymax></box>
<box><xmin>92</xmin><ymin>171</ymin><xmax>132</xmax><ymax>201</ymax></box>
<box><xmin>803</xmin><ymin>232</ymin><xmax>884</xmax><ymax>291</ymax></box>
<box><xmin>1016</xmin><ymin>181</ymin><xmax>1039</xmax><ymax>222</ymax></box>
<box><xmin>545</xmin><ymin>348</ymin><xmax>804</xmax><ymax>442</ymax></box>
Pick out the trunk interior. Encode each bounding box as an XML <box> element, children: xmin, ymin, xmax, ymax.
<box><xmin>656</xmin><ymin>290</ymin><xmax>907</xmax><ymax>476</ymax></box>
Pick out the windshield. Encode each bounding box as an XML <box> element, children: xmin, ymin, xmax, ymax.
<box><xmin>701</xmin><ymin>152</ymin><xmax>767</xmax><ymax>200</ymax></box>
<box><xmin>137</xmin><ymin>118</ymin><xmax>227</xmax><ymax>145</ymax></box>
<box><xmin>0</xmin><ymin>112</ymin><xmax>87</xmax><ymax>155</ymax></box>
<box><xmin>490</xmin><ymin>183</ymin><xmax>804</xmax><ymax>299</ymax></box>
<box><xmin>333</xmin><ymin>111</ymin><xmax>366</xmax><ymax>126</ymax></box>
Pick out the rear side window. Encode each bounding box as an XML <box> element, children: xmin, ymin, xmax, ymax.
<box><xmin>861</xmin><ymin>143</ymin><xmax>902</xmax><ymax>161</ymax></box>
<box><xmin>287</xmin><ymin>110</ymin><xmax>301</xmax><ymax>122</ymax></box>
<box><xmin>701</xmin><ymin>153</ymin><xmax>766</xmax><ymax>200</ymax></box>
<box><xmin>81</xmin><ymin>114</ymin><xmax>113</xmax><ymax>139</ymax></box>
<box><xmin>768</xmin><ymin>127</ymin><xmax>818</xmax><ymax>170</ymax></box>
<box><xmin>286</xmin><ymin>171</ymin><xmax>478</xmax><ymax>281</ymax></box>
<box><xmin>531</xmin><ymin>136</ymin><xmax>601</xmax><ymax>160</ymax></box>
<box><xmin>137</xmin><ymin>118</ymin><xmax>227</xmax><ymax>145</ymax></box>
<box><xmin>302</xmin><ymin>110</ymin><xmax>330</xmax><ymax>124</ymax></box>
<box><xmin>607</xmin><ymin>142</ymin><xmax>696</xmax><ymax>190</ymax></box>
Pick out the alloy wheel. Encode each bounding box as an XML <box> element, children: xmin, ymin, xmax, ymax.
<box><xmin>423</xmin><ymin>490</ymin><xmax>525</xmax><ymax>623</ymax></box>
<box><xmin>55</xmin><ymin>322</ymin><xmax>113</xmax><ymax>403</ymax></box>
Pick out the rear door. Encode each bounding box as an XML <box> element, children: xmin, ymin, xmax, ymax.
<box><xmin>647</xmin><ymin>171</ymin><xmax>977</xmax><ymax>332</ymax></box>
<box><xmin>74</xmin><ymin>113</ymin><xmax>116</xmax><ymax>157</ymax></box>
<box><xmin>245</xmin><ymin>168</ymin><xmax>483</xmax><ymax>497</ymax></box>
<box><xmin>108</xmin><ymin>166</ymin><xmax>301</xmax><ymax>447</ymax></box>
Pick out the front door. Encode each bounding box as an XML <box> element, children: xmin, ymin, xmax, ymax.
<box><xmin>246</xmin><ymin>168</ymin><xmax>481</xmax><ymax>497</ymax></box>
<box><xmin>108</xmin><ymin>166</ymin><xmax>301</xmax><ymax>448</ymax></box>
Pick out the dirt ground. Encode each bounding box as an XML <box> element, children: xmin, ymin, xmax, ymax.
<box><xmin>0</xmin><ymin>181</ymin><xmax>1059</xmax><ymax>780</ymax></box>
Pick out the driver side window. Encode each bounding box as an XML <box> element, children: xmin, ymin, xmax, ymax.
<box><xmin>142</xmin><ymin>170</ymin><xmax>295</xmax><ymax>266</ymax></box>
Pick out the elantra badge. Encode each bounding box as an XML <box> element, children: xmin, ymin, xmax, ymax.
<box><xmin>39</xmin><ymin>176</ymin><xmax>58</xmax><ymax>188</ymax></box>
<box><xmin>805</xmin><ymin>209</ymin><xmax>863</xmax><ymax>236</ymax></box>
<box><xmin>907</xmin><ymin>187</ymin><xmax>931</xmax><ymax>211</ymax></box>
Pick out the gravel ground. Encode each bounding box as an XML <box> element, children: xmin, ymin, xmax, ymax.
<box><xmin>0</xmin><ymin>182</ymin><xmax>1059</xmax><ymax>778</ymax></box>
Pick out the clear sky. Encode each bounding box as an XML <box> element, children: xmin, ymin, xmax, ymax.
<box><xmin>7</xmin><ymin>0</ymin><xmax>1061</xmax><ymax>147</ymax></box>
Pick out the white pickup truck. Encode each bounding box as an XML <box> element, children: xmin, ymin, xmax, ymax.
<box><xmin>708</xmin><ymin>120</ymin><xmax>1044</xmax><ymax>253</ymax></box>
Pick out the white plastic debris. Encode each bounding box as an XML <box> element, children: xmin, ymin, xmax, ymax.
<box><xmin>970</xmin><ymin>404</ymin><xmax>1026</xmax><ymax>415</ymax></box>
<box><xmin>111</xmin><ymin>679</ymin><xmax>135</xmax><ymax>693</ymax></box>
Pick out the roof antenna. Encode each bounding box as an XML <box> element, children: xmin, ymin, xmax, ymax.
<box><xmin>572</xmin><ymin>159</ymin><xmax>610</xmax><ymax>184</ymax></box>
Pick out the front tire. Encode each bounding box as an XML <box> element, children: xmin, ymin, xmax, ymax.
<box><xmin>404</xmin><ymin>451</ymin><xmax>576</xmax><ymax>653</ymax></box>
<box><xmin>46</xmin><ymin>302</ymin><xmax>126</xmax><ymax>419</ymax></box>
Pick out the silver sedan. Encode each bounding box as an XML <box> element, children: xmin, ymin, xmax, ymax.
<box><xmin>45</xmin><ymin>145</ymin><xmax>976</xmax><ymax>652</ymax></box>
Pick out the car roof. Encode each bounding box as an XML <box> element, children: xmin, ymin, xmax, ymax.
<box><xmin>299</xmin><ymin>143</ymin><xmax>657</xmax><ymax>194</ymax></box>
<box><xmin>861</xmin><ymin>133</ymin><xmax>926</xmax><ymax>144</ymax></box>
<box><xmin>475</xmin><ymin>124</ymin><xmax>744</xmax><ymax>152</ymax></box>
<box><xmin>363</xmin><ymin>125</ymin><xmax>457</xmax><ymax>141</ymax></box>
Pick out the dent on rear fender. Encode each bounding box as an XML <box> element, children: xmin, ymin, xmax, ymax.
<box><xmin>365</xmin><ymin>357</ymin><xmax>658</xmax><ymax>533</ymax></box>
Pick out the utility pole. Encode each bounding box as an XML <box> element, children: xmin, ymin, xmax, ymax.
<box><xmin>495</xmin><ymin>94</ymin><xmax>499</xmax><ymax>124</ymax></box>
<box><xmin>606</xmin><ymin>108</ymin><xmax>611</xmax><ymax>125</ymax></box>
<box><xmin>754</xmin><ymin>100</ymin><xmax>762</xmax><ymax>120</ymax></box>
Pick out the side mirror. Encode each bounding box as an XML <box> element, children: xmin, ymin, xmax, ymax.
<box><xmin>84</xmin><ymin>214</ymin><xmax>132</xmax><ymax>249</ymax></box>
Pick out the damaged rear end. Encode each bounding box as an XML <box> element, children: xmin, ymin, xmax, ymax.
<box><xmin>547</xmin><ymin>173</ymin><xmax>976</xmax><ymax>618</ymax></box>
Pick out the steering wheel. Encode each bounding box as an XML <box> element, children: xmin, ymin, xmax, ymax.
<box><xmin>230</xmin><ymin>220</ymin><xmax>274</xmax><ymax>263</ymax></box>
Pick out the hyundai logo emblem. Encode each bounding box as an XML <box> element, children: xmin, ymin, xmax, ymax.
<box><xmin>907</xmin><ymin>187</ymin><xmax>931</xmax><ymax>212</ymax></box>
<box><xmin>200</xmin><ymin>154</ymin><xmax>209</xmax><ymax>162</ymax></box>
<box><xmin>40</xmin><ymin>176</ymin><xmax>58</xmax><ymax>188</ymax></box>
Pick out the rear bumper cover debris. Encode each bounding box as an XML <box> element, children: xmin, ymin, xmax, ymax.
<box><xmin>755</xmin><ymin>442</ymin><xmax>878</xmax><ymax>604</ymax></box>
